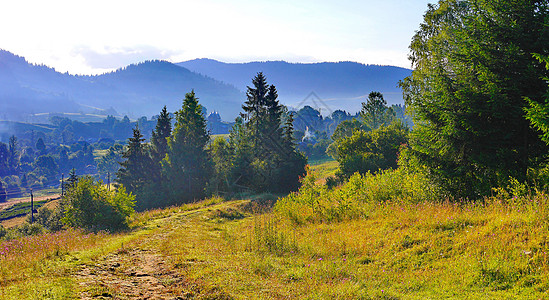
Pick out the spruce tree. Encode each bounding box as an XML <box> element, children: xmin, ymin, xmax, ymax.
<box><xmin>151</xmin><ymin>106</ymin><xmax>172</xmax><ymax>164</ymax></box>
<box><xmin>162</xmin><ymin>91</ymin><xmax>212</xmax><ymax>204</ymax></box>
<box><xmin>400</xmin><ymin>0</ymin><xmax>549</xmax><ymax>198</ymax></box>
<box><xmin>234</xmin><ymin>73</ymin><xmax>306</xmax><ymax>192</ymax></box>
<box><xmin>116</xmin><ymin>126</ymin><xmax>152</xmax><ymax>200</ymax></box>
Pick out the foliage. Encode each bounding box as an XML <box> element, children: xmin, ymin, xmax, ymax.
<box><xmin>275</xmin><ymin>167</ymin><xmax>443</xmax><ymax>225</ymax></box>
<box><xmin>150</xmin><ymin>105</ymin><xmax>172</xmax><ymax>182</ymax></box>
<box><xmin>97</xmin><ymin>144</ymin><xmax>124</xmax><ymax>180</ymax></box>
<box><xmin>162</xmin><ymin>91</ymin><xmax>213</xmax><ymax>204</ymax></box>
<box><xmin>229</xmin><ymin>73</ymin><xmax>307</xmax><ymax>194</ymax></box>
<box><xmin>400</xmin><ymin>0</ymin><xmax>549</xmax><ymax>199</ymax></box>
<box><xmin>62</xmin><ymin>176</ymin><xmax>135</xmax><ymax>231</ymax></box>
<box><xmin>116</xmin><ymin>126</ymin><xmax>154</xmax><ymax>209</ymax></box>
<box><xmin>525</xmin><ymin>54</ymin><xmax>549</xmax><ymax>145</ymax></box>
<box><xmin>208</xmin><ymin>136</ymin><xmax>233</xmax><ymax>195</ymax></box>
<box><xmin>360</xmin><ymin>91</ymin><xmax>395</xmax><ymax>131</ymax></box>
<box><xmin>336</xmin><ymin>121</ymin><xmax>408</xmax><ymax>179</ymax></box>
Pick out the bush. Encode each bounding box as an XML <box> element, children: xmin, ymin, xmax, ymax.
<box><xmin>62</xmin><ymin>176</ymin><xmax>135</xmax><ymax>231</ymax></box>
<box><xmin>32</xmin><ymin>206</ymin><xmax>65</xmax><ymax>231</ymax></box>
<box><xmin>275</xmin><ymin>168</ymin><xmax>445</xmax><ymax>225</ymax></box>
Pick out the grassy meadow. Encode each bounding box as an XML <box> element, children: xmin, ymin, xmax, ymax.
<box><xmin>1</xmin><ymin>161</ymin><xmax>549</xmax><ymax>299</ymax></box>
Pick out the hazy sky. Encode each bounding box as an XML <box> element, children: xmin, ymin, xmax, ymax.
<box><xmin>0</xmin><ymin>0</ymin><xmax>433</xmax><ymax>75</ymax></box>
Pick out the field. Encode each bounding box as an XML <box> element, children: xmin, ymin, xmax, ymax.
<box><xmin>1</xmin><ymin>161</ymin><xmax>549</xmax><ymax>299</ymax></box>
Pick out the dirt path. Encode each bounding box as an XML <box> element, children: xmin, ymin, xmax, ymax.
<box><xmin>73</xmin><ymin>213</ymin><xmax>232</xmax><ymax>300</ymax></box>
<box><xmin>76</xmin><ymin>248</ymin><xmax>188</xmax><ymax>299</ymax></box>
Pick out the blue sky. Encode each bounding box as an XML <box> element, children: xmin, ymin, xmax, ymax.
<box><xmin>0</xmin><ymin>0</ymin><xmax>433</xmax><ymax>74</ymax></box>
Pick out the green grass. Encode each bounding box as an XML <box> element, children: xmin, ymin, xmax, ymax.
<box><xmin>0</xmin><ymin>200</ymin><xmax>49</xmax><ymax>221</ymax></box>
<box><xmin>3</xmin><ymin>169</ymin><xmax>549</xmax><ymax>298</ymax></box>
<box><xmin>309</xmin><ymin>159</ymin><xmax>339</xmax><ymax>184</ymax></box>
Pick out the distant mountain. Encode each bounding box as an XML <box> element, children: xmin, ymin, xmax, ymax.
<box><xmin>0</xmin><ymin>50</ymin><xmax>244</xmax><ymax>122</ymax></box>
<box><xmin>0</xmin><ymin>50</ymin><xmax>412</xmax><ymax>124</ymax></box>
<box><xmin>177</xmin><ymin>59</ymin><xmax>411</xmax><ymax>114</ymax></box>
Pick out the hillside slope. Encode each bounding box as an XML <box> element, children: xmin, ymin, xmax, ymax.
<box><xmin>0</xmin><ymin>50</ymin><xmax>244</xmax><ymax>121</ymax></box>
<box><xmin>178</xmin><ymin>59</ymin><xmax>412</xmax><ymax>114</ymax></box>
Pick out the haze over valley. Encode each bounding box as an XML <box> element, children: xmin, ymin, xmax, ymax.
<box><xmin>0</xmin><ymin>49</ymin><xmax>410</xmax><ymax>124</ymax></box>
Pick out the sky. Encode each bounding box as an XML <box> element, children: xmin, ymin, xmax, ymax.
<box><xmin>0</xmin><ymin>0</ymin><xmax>433</xmax><ymax>75</ymax></box>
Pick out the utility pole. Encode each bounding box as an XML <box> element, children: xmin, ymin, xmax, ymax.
<box><xmin>61</xmin><ymin>173</ymin><xmax>64</xmax><ymax>197</ymax></box>
<box><xmin>107</xmin><ymin>172</ymin><xmax>110</xmax><ymax>191</ymax></box>
<box><xmin>30</xmin><ymin>189</ymin><xmax>34</xmax><ymax>224</ymax></box>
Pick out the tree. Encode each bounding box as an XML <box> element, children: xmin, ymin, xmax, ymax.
<box><xmin>399</xmin><ymin>0</ymin><xmax>549</xmax><ymax>198</ymax></box>
<box><xmin>150</xmin><ymin>106</ymin><xmax>172</xmax><ymax>182</ymax></box>
<box><xmin>62</xmin><ymin>176</ymin><xmax>135</xmax><ymax>231</ymax></box>
<box><xmin>116</xmin><ymin>126</ymin><xmax>153</xmax><ymax>209</ymax></box>
<box><xmin>208</xmin><ymin>136</ymin><xmax>233</xmax><ymax>195</ymax></box>
<box><xmin>234</xmin><ymin>73</ymin><xmax>306</xmax><ymax>193</ymax></box>
<box><xmin>526</xmin><ymin>54</ymin><xmax>549</xmax><ymax>144</ymax></box>
<box><xmin>0</xmin><ymin>180</ymin><xmax>6</xmax><ymax>202</ymax></box>
<box><xmin>0</xmin><ymin>142</ymin><xmax>8</xmax><ymax>176</ymax></box>
<box><xmin>97</xmin><ymin>144</ymin><xmax>124</xmax><ymax>180</ymax></box>
<box><xmin>336</xmin><ymin>122</ymin><xmax>409</xmax><ymax>179</ymax></box>
<box><xmin>8</xmin><ymin>135</ymin><xmax>18</xmax><ymax>173</ymax></box>
<box><xmin>360</xmin><ymin>92</ymin><xmax>395</xmax><ymax>131</ymax></box>
<box><xmin>34</xmin><ymin>155</ymin><xmax>59</xmax><ymax>180</ymax></box>
<box><xmin>35</xmin><ymin>138</ymin><xmax>46</xmax><ymax>153</ymax></box>
<box><xmin>162</xmin><ymin>91</ymin><xmax>212</xmax><ymax>204</ymax></box>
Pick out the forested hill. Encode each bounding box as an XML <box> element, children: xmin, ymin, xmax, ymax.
<box><xmin>0</xmin><ymin>50</ymin><xmax>244</xmax><ymax>122</ymax></box>
<box><xmin>177</xmin><ymin>59</ymin><xmax>412</xmax><ymax>113</ymax></box>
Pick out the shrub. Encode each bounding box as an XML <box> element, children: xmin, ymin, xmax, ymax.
<box><xmin>62</xmin><ymin>176</ymin><xmax>135</xmax><ymax>231</ymax></box>
<box><xmin>275</xmin><ymin>168</ymin><xmax>445</xmax><ymax>225</ymax></box>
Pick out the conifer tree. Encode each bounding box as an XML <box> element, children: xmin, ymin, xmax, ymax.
<box><xmin>233</xmin><ymin>73</ymin><xmax>307</xmax><ymax>192</ymax></box>
<box><xmin>400</xmin><ymin>0</ymin><xmax>549</xmax><ymax>198</ymax></box>
<box><xmin>162</xmin><ymin>91</ymin><xmax>212</xmax><ymax>204</ymax></box>
<box><xmin>116</xmin><ymin>126</ymin><xmax>152</xmax><ymax>199</ymax></box>
<box><xmin>151</xmin><ymin>106</ymin><xmax>172</xmax><ymax>165</ymax></box>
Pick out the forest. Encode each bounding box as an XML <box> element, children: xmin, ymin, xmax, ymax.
<box><xmin>2</xmin><ymin>0</ymin><xmax>549</xmax><ymax>298</ymax></box>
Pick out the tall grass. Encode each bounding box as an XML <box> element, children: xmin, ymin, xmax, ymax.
<box><xmin>0</xmin><ymin>228</ymin><xmax>109</xmax><ymax>288</ymax></box>
<box><xmin>275</xmin><ymin>168</ymin><xmax>444</xmax><ymax>225</ymax></box>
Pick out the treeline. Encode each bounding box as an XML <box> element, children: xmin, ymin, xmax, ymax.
<box><xmin>116</xmin><ymin>73</ymin><xmax>307</xmax><ymax>210</ymax></box>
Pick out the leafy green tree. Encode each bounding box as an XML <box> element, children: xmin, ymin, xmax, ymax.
<box><xmin>327</xmin><ymin>118</ymin><xmax>364</xmax><ymax>159</ymax></box>
<box><xmin>0</xmin><ymin>180</ymin><xmax>6</xmax><ymax>202</ymax></box>
<box><xmin>62</xmin><ymin>176</ymin><xmax>135</xmax><ymax>231</ymax></box>
<box><xmin>163</xmin><ymin>91</ymin><xmax>212</xmax><ymax>204</ymax></box>
<box><xmin>399</xmin><ymin>0</ymin><xmax>549</xmax><ymax>198</ymax></box>
<box><xmin>526</xmin><ymin>54</ymin><xmax>549</xmax><ymax>144</ymax></box>
<box><xmin>208</xmin><ymin>136</ymin><xmax>233</xmax><ymax>195</ymax></box>
<box><xmin>34</xmin><ymin>155</ymin><xmax>59</xmax><ymax>180</ymax></box>
<box><xmin>336</xmin><ymin>122</ymin><xmax>408</xmax><ymax>179</ymax></box>
<box><xmin>360</xmin><ymin>92</ymin><xmax>395</xmax><ymax>131</ymax></box>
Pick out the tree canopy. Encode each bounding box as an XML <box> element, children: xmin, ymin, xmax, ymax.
<box><xmin>400</xmin><ymin>0</ymin><xmax>549</xmax><ymax>198</ymax></box>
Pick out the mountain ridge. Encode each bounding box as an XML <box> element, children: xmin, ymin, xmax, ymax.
<box><xmin>177</xmin><ymin>58</ymin><xmax>411</xmax><ymax>114</ymax></box>
<box><xmin>0</xmin><ymin>50</ymin><xmax>411</xmax><ymax>123</ymax></box>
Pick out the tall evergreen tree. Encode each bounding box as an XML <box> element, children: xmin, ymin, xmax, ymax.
<box><xmin>116</xmin><ymin>125</ymin><xmax>153</xmax><ymax>203</ymax></box>
<box><xmin>233</xmin><ymin>73</ymin><xmax>306</xmax><ymax>193</ymax></box>
<box><xmin>151</xmin><ymin>106</ymin><xmax>172</xmax><ymax>164</ymax></box>
<box><xmin>162</xmin><ymin>91</ymin><xmax>212</xmax><ymax>204</ymax></box>
<box><xmin>400</xmin><ymin>0</ymin><xmax>549</xmax><ymax>198</ymax></box>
